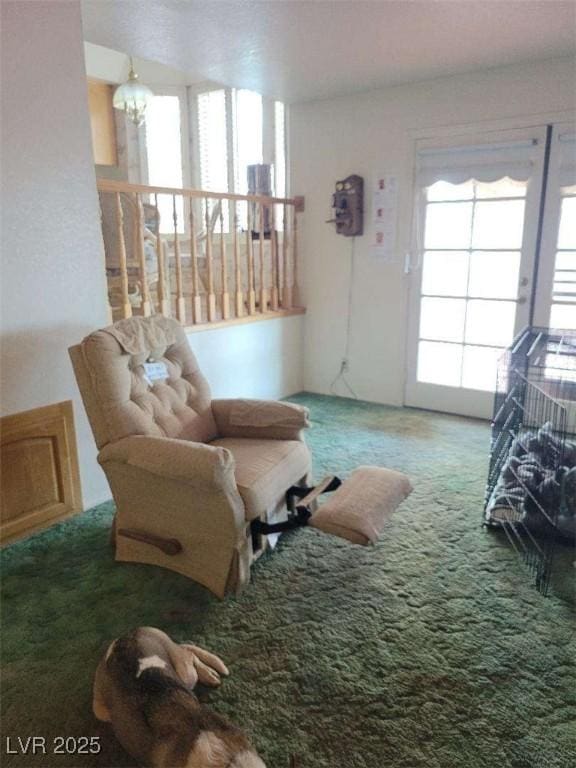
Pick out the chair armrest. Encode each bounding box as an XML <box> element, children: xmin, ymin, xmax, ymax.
<box><xmin>98</xmin><ymin>435</ymin><xmax>236</xmax><ymax>490</ymax></box>
<box><xmin>212</xmin><ymin>399</ymin><xmax>310</xmax><ymax>441</ymax></box>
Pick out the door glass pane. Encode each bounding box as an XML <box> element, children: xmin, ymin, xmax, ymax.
<box><xmin>420</xmin><ymin>297</ymin><xmax>466</xmax><ymax>342</ymax></box>
<box><xmin>468</xmin><ymin>251</ymin><xmax>520</xmax><ymax>299</ymax></box>
<box><xmin>465</xmin><ymin>299</ymin><xmax>516</xmax><ymax>346</ymax></box>
<box><xmin>553</xmin><ymin>280</ymin><xmax>576</xmax><ymax>296</ymax></box>
<box><xmin>422</xmin><ymin>251</ymin><xmax>468</xmax><ymax>296</ymax></box>
<box><xmin>474</xmin><ymin>177</ymin><xmax>527</xmax><ymax>199</ymax></box>
<box><xmin>417</xmin><ymin>341</ymin><xmax>463</xmax><ymax>386</ymax></box>
<box><xmin>427</xmin><ymin>180</ymin><xmax>474</xmax><ymax>201</ymax></box>
<box><xmin>555</xmin><ymin>271</ymin><xmax>576</xmax><ymax>284</ymax></box>
<box><xmin>550</xmin><ymin>303</ymin><xmax>576</xmax><ymax>330</ymax></box>
<box><xmin>555</xmin><ymin>251</ymin><xmax>576</xmax><ymax>270</ymax></box>
<box><xmin>558</xmin><ymin>197</ymin><xmax>576</xmax><ymax>249</ymax></box>
<box><xmin>472</xmin><ymin>199</ymin><xmax>526</xmax><ymax>249</ymax></box>
<box><xmin>462</xmin><ymin>346</ymin><xmax>503</xmax><ymax>391</ymax></box>
<box><xmin>424</xmin><ymin>203</ymin><xmax>473</xmax><ymax>249</ymax></box>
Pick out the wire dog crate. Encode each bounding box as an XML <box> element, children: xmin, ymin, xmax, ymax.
<box><xmin>484</xmin><ymin>327</ymin><xmax>576</xmax><ymax>595</ymax></box>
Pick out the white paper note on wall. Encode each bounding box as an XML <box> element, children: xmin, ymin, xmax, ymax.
<box><xmin>372</xmin><ymin>173</ymin><xmax>398</xmax><ymax>261</ymax></box>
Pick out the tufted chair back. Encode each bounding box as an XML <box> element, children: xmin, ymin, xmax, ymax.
<box><xmin>69</xmin><ymin>316</ymin><xmax>218</xmax><ymax>450</ymax></box>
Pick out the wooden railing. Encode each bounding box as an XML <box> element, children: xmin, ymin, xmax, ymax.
<box><xmin>96</xmin><ymin>179</ymin><xmax>304</xmax><ymax>328</ymax></box>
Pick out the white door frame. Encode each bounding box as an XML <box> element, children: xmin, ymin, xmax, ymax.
<box><xmin>533</xmin><ymin>120</ymin><xmax>576</xmax><ymax>327</ymax></box>
<box><xmin>404</xmin><ymin>125</ymin><xmax>548</xmax><ymax>419</ymax></box>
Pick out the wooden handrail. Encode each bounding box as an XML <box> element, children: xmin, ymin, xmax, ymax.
<box><xmin>97</xmin><ymin>177</ymin><xmax>297</xmax><ymax>207</ymax></box>
<box><xmin>97</xmin><ymin>179</ymin><xmax>304</xmax><ymax>329</ymax></box>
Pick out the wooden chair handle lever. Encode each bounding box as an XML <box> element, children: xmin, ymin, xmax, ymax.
<box><xmin>117</xmin><ymin>528</ymin><xmax>183</xmax><ymax>556</ymax></box>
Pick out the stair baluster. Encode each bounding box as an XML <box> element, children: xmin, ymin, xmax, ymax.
<box><xmin>115</xmin><ymin>192</ymin><xmax>132</xmax><ymax>319</ymax></box>
<box><xmin>172</xmin><ymin>195</ymin><xmax>185</xmax><ymax>324</ymax></box>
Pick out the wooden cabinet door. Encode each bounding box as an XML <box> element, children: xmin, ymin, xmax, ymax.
<box><xmin>1</xmin><ymin>401</ymin><xmax>83</xmax><ymax>544</ymax></box>
<box><xmin>88</xmin><ymin>79</ymin><xmax>118</xmax><ymax>166</ymax></box>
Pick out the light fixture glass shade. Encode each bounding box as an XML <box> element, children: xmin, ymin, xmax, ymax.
<box><xmin>113</xmin><ymin>66</ymin><xmax>153</xmax><ymax>126</ymax></box>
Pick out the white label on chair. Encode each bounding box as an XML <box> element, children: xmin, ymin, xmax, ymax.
<box><xmin>143</xmin><ymin>361</ymin><xmax>168</xmax><ymax>385</ymax></box>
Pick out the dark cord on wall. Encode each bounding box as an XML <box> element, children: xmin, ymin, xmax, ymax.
<box><xmin>330</xmin><ymin>236</ymin><xmax>359</xmax><ymax>399</ymax></box>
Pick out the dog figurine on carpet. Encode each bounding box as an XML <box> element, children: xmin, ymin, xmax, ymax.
<box><xmin>93</xmin><ymin>627</ymin><xmax>266</xmax><ymax>768</ymax></box>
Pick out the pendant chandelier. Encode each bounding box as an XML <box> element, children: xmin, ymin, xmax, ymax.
<box><xmin>112</xmin><ymin>57</ymin><xmax>153</xmax><ymax>126</ymax></box>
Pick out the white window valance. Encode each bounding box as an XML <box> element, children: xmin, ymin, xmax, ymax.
<box><xmin>557</xmin><ymin>130</ymin><xmax>576</xmax><ymax>188</ymax></box>
<box><xmin>416</xmin><ymin>137</ymin><xmax>542</xmax><ymax>188</ymax></box>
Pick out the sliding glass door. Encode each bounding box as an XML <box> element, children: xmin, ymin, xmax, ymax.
<box><xmin>405</xmin><ymin>126</ymin><xmax>547</xmax><ymax>418</ymax></box>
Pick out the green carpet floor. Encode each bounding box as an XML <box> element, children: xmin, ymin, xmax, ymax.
<box><xmin>1</xmin><ymin>394</ymin><xmax>574</xmax><ymax>768</ymax></box>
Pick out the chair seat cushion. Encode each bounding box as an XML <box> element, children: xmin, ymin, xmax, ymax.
<box><xmin>210</xmin><ymin>438</ymin><xmax>311</xmax><ymax>521</ymax></box>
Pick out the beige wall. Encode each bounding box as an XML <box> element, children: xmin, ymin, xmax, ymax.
<box><xmin>188</xmin><ymin>316</ymin><xmax>304</xmax><ymax>401</ymax></box>
<box><xmin>291</xmin><ymin>57</ymin><xmax>576</xmax><ymax>405</ymax></box>
<box><xmin>1</xmin><ymin>0</ymin><xmax>110</xmax><ymax>507</ymax></box>
<box><xmin>84</xmin><ymin>42</ymin><xmax>205</xmax><ymax>87</ymax></box>
<box><xmin>0</xmin><ymin>1</ymin><xmax>305</xmax><ymax>510</ymax></box>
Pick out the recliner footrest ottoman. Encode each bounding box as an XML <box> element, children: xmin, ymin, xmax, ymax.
<box><xmin>309</xmin><ymin>466</ymin><xmax>413</xmax><ymax>545</ymax></box>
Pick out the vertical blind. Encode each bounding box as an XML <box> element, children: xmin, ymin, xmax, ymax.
<box><xmin>197</xmin><ymin>89</ymin><xmax>229</xmax><ymax>193</ymax></box>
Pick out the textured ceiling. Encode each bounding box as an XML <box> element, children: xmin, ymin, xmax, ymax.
<box><xmin>81</xmin><ymin>0</ymin><xmax>576</xmax><ymax>102</ymax></box>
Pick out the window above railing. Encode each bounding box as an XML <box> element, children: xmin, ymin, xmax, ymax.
<box><xmin>140</xmin><ymin>85</ymin><xmax>288</xmax><ymax>234</ymax></box>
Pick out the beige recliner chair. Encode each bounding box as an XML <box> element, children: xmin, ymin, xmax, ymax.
<box><xmin>69</xmin><ymin>315</ymin><xmax>311</xmax><ymax>598</ymax></box>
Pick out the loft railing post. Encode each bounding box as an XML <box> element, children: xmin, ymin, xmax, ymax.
<box><xmin>259</xmin><ymin>202</ymin><xmax>267</xmax><ymax>313</ymax></box>
<box><xmin>233</xmin><ymin>201</ymin><xmax>243</xmax><ymax>317</ymax></box>
<box><xmin>205</xmin><ymin>198</ymin><xmax>216</xmax><ymax>322</ymax></box>
<box><xmin>282</xmin><ymin>202</ymin><xmax>292</xmax><ymax>309</ymax></box>
<box><xmin>135</xmin><ymin>193</ymin><xmax>151</xmax><ymax>316</ymax></box>
<box><xmin>220</xmin><ymin>202</ymin><xmax>230</xmax><ymax>320</ymax></box>
<box><xmin>114</xmin><ymin>192</ymin><xmax>132</xmax><ymax>319</ymax></box>
<box><xmin>154</xmin><ymin>193</ymin><xmax>170</xmax><ymax>316</ymax></box>
<box><xmin>292</xmin><ymin>205</ymin><xmax>301</xmax><ymax>307</ymax></box>
<box><xmin>101</xmin><ymin>196</ymin><xmax>113</xmax><ymax>323</ymax></box>
<box><xmin>189</xmin><ymin>200</ymin><xmax>202</xmax><ymax>324</ymax></box>
<box><xmin>270</xmin><ymin>202</ymin><xmax>279</xmax><ymax>311</ymax></box>
<box><xmin>246</xmin><ymin>201</ymin><xmax>256</xmax><ymax>314</ymax></box>
<box><xmin>172</xmin><ymin>194</ymin><xmax>185</xmax><ymax>324</ymax></box>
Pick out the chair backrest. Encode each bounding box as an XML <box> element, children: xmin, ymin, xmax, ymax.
<box><xmin>69</xmin><ymin>316</ymin><xmax>217</xmax><ymax>450</ymax></box>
